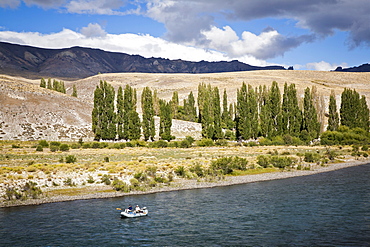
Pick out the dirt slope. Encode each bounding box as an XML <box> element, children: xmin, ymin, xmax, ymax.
<box><xmin>0</xmin><ymin>70</ymin><xmax>369</xmax><ymax>141</ymax></box>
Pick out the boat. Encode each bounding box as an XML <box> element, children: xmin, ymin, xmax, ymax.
<box><xmin>120</xmin><ymin>207</ymin><xmax>148</xmax><ymax>218</ymax></box>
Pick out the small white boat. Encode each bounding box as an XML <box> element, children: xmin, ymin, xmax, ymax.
<box><xmin>120</xmin><ymin>207</ymin><xmax>148</xmax><ymax>218</ymax></box>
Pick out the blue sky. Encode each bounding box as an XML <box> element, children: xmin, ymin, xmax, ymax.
<box><xmin>0</xmin><ymin>0</ymin><xmax>369</xmax><ymax>70</ymax></box>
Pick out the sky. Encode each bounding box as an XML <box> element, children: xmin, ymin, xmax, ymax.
<box><xmin>0</xmin><ymin>0</ymin><xmax>369</xmax><ymax>70</ymax></box>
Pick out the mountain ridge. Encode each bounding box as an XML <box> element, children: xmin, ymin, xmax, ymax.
<box><xmin>0</xmin><ymin>41</ymin><xmax>286</xmax><ymax>79</ymax></box>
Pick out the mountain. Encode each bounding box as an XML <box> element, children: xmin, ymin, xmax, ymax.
<box><xmin>334</xmin><ymin>63</ymin><xmax>370</xmax><ymax>72</ymax></box>
<box><xmin>0</xmin><ymin>42</ymin><xmax>286</xmax><ymax>79</ymax></box>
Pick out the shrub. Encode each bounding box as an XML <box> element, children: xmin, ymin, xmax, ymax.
<box><xmin>38</xmin><ymin>140</ymin><xmax>49</xmax><ymax>148</ymax></box>
<box><xmin>23</xmin><ymin>181</ymin><xmax>42</xmax><ymax>199</ymax></box>
<box><xmin>65</xmin><ymin>155</ymin><xmax>77</xmax><ymax>163</ymax></box>
<box><xmin>211</xmin><ymin>156</ymin><xmax>248</xmax><ymax>175</ymax></box>
<box><xmin>87</xmin><ymin>175</ymin><xmax>95</xmax><ymax>183</ymax></box>
<box><xmin>150</xmin><ymin>140</ymin><xmax>168</xmax><ymax>148</ymax></box>
<box><xmin>196</xmin><ymin>138</ymin><xmax>214</xmax><ymax>147</ymax></box>
<box><xmin>175</xmin><ymin>166</ymin><xmax>186</xmax><ymax>177</ymax></box>
<box><xmin>185</xmin><ymin>136</ymin><xmax>195</xmax><ymax>145</ymax></box>
<box><xmin>304</xmin><ymin>152</ymin><xmax>321</xmax><ymax>163</ymax></box>
<box><xmin>101</xmin><ymin>174</ymin><xmax>111</xmax><ymax>185</ymax></box>
<box><xmin>269</xmin><ymin>156</ymin><xmax>295</xmax><ymax>168</ymax></box>
<box><xmin>64</xmin><ymin>177</ymin><xmax>76</xmax><ymax>186</ymax></box>
<box><xmin>190</xmin><ymin>163</ymin><xmax>204</xmax><ymax>177</ymax></box>
<box><xmin>59</xmin><ymin>144</ymin><xmax>69</xmax><ymax>152</ymax></box>
<box><xmin>49</xmin><ymin>145</ymin><xmax>59</xmax><ymax>152</ymax></box>
<box><xmin>112</xmin><ymin>178</ymin><xmax>130</xmax><ymax>192</ymax></box>
<box><xmin>362</xmin><ymin>145</ymin><xmax>369</xmax><ymax>151</ymax></box>
<box><xmin>215</xmin><ymin>139</ymin><xmax>228</xmax><ymax>146</ymax></box>
<box><xmin>50</xmin><ymin>141</ymin><xmax>61</xmax><ymax>147</ymax></box>
<box><xmin>36</xmin><ymin>146</ymin><xmax>43</xmax><ymax>152</ymax></box>
<box><xmin>129</xmin><ymin>178</ymin><xmax>140</xmax><ymax>187</ymax></box>
<box><xmin>257</xmin><ymin>155</ymin><xmax>270</xmax><ymax>168</ymax></box>
<box><xmin>179</xmin><ymin>139</ymin><xmax>191</xmax><ymax>148</ymax></box>
<box><xmin>104</xmin><ymin>157</ymin><xmax>110</xmax><ymax>162</ymax></box>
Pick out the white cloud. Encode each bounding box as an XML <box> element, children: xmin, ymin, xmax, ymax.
<box><xmin>305</xmin><ymin>61</ymin><xmax>348</xmax><ymax>71</ymax></box>
<box><xmin>200</xmin><ymin>25</ymin><xmax>314</xmax><ymax>60</ymax></box>
<box><xmin>80</xmin><ymin>23</ymin><xmax>106</xmax><ymax>38</ymax></box>
<box><xmin>0</xmin><ymin>26</ymin><xmax>269</xmax><ymax>66</ymax></box>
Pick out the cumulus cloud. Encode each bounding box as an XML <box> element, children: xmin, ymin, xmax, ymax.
<box><xmin>144</xmin><ymin>0</ymin><xmax>370</xmax><ymax>47</ymax></box>
<box><xmin>80</xmin><ymin>23</ymin><xmax>107</xmax><ymax>38</ymax></box>
<box><xmin>201</xmin><ymin>26</ymin><xmax>315</xmax><ymax>60</ymax></box>
<box><xmin>306</xmin><ymin>61</ymin><xmax>348</xmax><ymax>71</ymax></box>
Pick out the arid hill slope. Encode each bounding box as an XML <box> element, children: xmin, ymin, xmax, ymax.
<box><xmin>0</xmin><ymin>70</ymin><xmax>369</xmax><ymax>141</ymax></box>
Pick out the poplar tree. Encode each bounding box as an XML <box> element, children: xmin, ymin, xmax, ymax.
<box><xmin>302</xmin><ymin>87</ymin><xmax>320</xmax><ymax>139</ymax></box>
<box><xmin>358</xmin><ymin>95</ymin><xmax>370</xmax><ymax>132</ymax></box>
<box><xmin>72</xmin><ymin>84</ymin><xmax>77</xmax><ymax>97</ymax></box>
<box><xmin>47</xmin><ymin>78</ymin><xmax>52</xmax><ymax>89</ymax></box>
<box><xmin>258</xmin><ymin>85</ymin><xmax>270</xmax><ymax>137</ymax></box>
<box><xmin>327</xmin><ymin>91</ymin><xmax>339</xmax><ymax>131</ymax></box>
<box><xmin>116</xmin><ymin>86</ymin><xmax>124</xmax><ymax>139</ymax></box>
<box><xmin>92</xmin><ymin>80</ymin><xmax>116</xmax><ymax>140</ymax></box>
<box><xmin>213</xmin><ymin>87</ymin><xmax>222</xmax><ymax>140</ymax></box>
<box><xmin>141</xmin><ymin>87</ymin><xmax>155</xmax><ymax>141</ymax></box>
<box><xmin>171</xmin><ymin>91</ymin><xmax>179</xmax><ymax>119</ymax></box>
<box><xmin>159</xmin><ymin>100</ymin><xmax>174</xmax><ymax>141</ymax></box>
<box><xmin>281</xmin><ymin>83</ymin><xmax>301</xmax><ymax>136</ymax></box>
<box><xmin>40</xmin><ymin>78</ymin><xmax>46</xmax><ymax>88</ymax></box>
<box><xmin>123</xmin><ymin>85</ymin><xmax>140</xmax><ymax>140</ymax></box>
<box><xmin>221</xmin><ymin>89</ymin><xmax>233</xmax><ymax>129</ymax></box>
<box><xmin>236</xmin><ymin>83</ymin><xmax>258</xmax><ymax>140</ymax></box>
<box><xmin>340</xmin><ymin>88</ymin><xmax>360</xmax><ymax>129</ymax></box>
<box><xmin>184</xmin><ymin>91</ymin><xmax>197</xmax><ymax>122</ymax></box>
<box><xmin>268</xmin><ymin>81</ymin><xmax>281</xmax><ymax>137</ymax></box>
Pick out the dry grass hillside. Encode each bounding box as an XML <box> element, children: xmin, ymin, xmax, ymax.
<box><xmin>0</xmin><ymin>70</ymin><xmax>369</xmax><ymax>141</ymax></box>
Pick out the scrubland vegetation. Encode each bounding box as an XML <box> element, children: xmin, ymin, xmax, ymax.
<box><xmin>1</xmin><ymin>138</ymin><xmax>369</xmax><ymax>205</ymax></box>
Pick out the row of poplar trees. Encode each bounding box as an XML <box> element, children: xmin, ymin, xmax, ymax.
<box><xmin>92</xmin><ymin>80</ymin><xmax>369</xmax><ymax>142</ymax></box>
<box><xmin>92</xmin><ymin>81</ymin><xmax>173</xmax><ymax>141</ymax></box>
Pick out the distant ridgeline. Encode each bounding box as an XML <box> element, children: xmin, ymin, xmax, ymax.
<box><xmin>92</xmin><ymin>80</ymin><xmax>370</xmax><ymax>146</ymax></box>
<box><xmin>334</xmin><ymin>63</ymin><xmax>370</xmax><ymax>72</ymax></box>
<box><xmin>0</xmin><ymin>41</ymin><xmax>287</xmax><ymax>79</ymax></box>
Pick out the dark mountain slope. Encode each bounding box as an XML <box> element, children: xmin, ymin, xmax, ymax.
<box><xmin>334</xmin><ymin>63</ymin><xmax>370</xmax><ymax>72</ymax></box>
<box><xmin>0</xmin><ymin>41</ymin><xmax>286</xmax><ymax>79</ymax></box>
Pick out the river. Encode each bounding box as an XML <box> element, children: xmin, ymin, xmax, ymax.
<box><xmin>1</xmin><ymin>164</ymin><xmax>369</xmax><ymax>246</ymax></box>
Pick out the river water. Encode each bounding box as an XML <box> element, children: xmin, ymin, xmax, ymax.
<box><xmin>1</xmin><ymin>164</ymin><xmax>370</xmax><ymax>246</ymax></box>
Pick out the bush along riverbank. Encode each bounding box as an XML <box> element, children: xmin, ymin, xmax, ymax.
<box><xmin>2</xmin><ymin>140</ymin><xmax>370</xmax><ymax>207</ymax></box>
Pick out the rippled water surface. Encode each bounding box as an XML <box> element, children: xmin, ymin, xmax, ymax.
<box><xmin>1</xmin><ymin>164</ymin><xmax>370</xmax><ymax>246</ymax></box>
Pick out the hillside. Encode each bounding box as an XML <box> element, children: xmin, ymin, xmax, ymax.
<box><xmin>1</xmin><ymin>70</ymin><xmax>369</xmax><ymax>142</ymax></box>
<box><xmin>0</xmin><ymin>42</ymin><xmax>286</xmax><ymax>79</ymax></box>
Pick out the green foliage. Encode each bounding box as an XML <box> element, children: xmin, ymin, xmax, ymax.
<box><xmin>281</xmin><ymin>83</ymin><xmax>302</xmax><ymax>137</ymax></box>
<box><xmin>190</xmin><ymin>163</ymin><xmax>205</xmax><ymax>177</ymax></box>
<box><xmin>72</xmin><ymin>84</ymin><xmax>78</xmax><ymax>97</ymax></box>
<box><xmin>327</xmin><ymin>92</ymin><xmax>339</xmax><ymax>131</ymax></box>
<box><xmin>101</xmin><ymin>174</ymin><xmax>111</xmax><ymax>185</ymax></box>
<box><xmin>112</xmin><ymin>178</ymin><xmax>130</xmax><ymax>192</ymax></box>
<box><xmin>65</xmin><ymin>155</ymin><xmax>77</xmax><ymax>163</ymax></box>
<box><xmin>175</xmin><ymin>166</ymin><xmax>186</xmax><ymax>177</ymax></box>
<box><xmin>64</xmin><ymin>177</ymin><xmax>76</xmax><ymax>186</ymax></box>
<box><xmin>304</xmin><ymin>152</ymin><xmax>321</xmax><ymax>163</ymax></box>
<box><xmin>141</xmin><ymin>87</ymin><xmax>155</xmax><ymax>141</ymax></box>
<box><xmin>87</xmin><ymin>175</ymin><xmax>95</xmax><ymax>183</ymax></box>
<box><xmin>159</xmin><ymin>100</ymin><xmax>174</xmax><ymax>141</ymax></box>
<box><xmin>340</xmin><ymin>88</ymin><xmax>369</xmax><ymax>131</ymax></box>
<box><xmin>211</xmin><ymin>156</ymin><xmax>248</xmax><ymax>175</ymax></box>
<box><xmin>320</xmin><ymin>127</ymin><xmax>370</xmax><ymax>145</ymax></box>
<box><xmin>302</xmin><ymin>87</ymin><xmax>320</xmax><ymax>140</ymax></box>
<box><xmin>59</xmin><ymin>144</ymin><xmax>69</xmax><ymax>152</ymax></box>
<box><xmin>36</xmin><ymin>145</ymin><xmax>43</xmax><ymax>152</ymax></box>
<box><xmin>196</xmin><ymin>138</ymin><xmax>214</xmax><ymax>147</ymax></box>
<box><xmin>236</xmin><ymin>83</ymin><xmax>259</xmax><ymax>140</ymax></box>
<box><xmin>257</xmin><ymin>155</ymin><xmax>270</xmax><ymax>168</ymax></box>
<box><xmin>40</xmin><ymin>78</ymin><xmax>46</xmax><ymax>88</ymax></box>
<box><xmin>92</xmin><ymin>80</ymin><xmax>116</xmax><ymax>140</ymax></box>
<box><xmin>150</xmin><ymin>140</ymin><xmax>168</xmax><ymax>148</ymax></box>
<box><xmin>257</xmin><ymin>155</ymin><xmax>295</xmax><ymax>169</ymax></box>
<box><xmin>3</xmin><ymin>182</ymin><xmax>42</xmax><ymax>201</ymax></box>
<box><xmin>49</xmin><ymin>145</ymin><xmax>59</xmax><ymax>152</ymax></box>
<box><xmin>38</xmin><ymin>140</ymin><xmax>49</xmax><ymax>147</ymax></box>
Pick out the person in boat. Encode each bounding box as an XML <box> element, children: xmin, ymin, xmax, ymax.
<box><xmin>125</xmin><ymin>205</ymin><xmax>133</xmax><ymax>213</ymax></box>
<box><xmin>135</xmin><ymin>205</ymin><xmax>141</xmax><ymax>213</ymax></box>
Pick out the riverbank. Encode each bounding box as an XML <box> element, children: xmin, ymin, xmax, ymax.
<box><xmin>1</xmin><ymin>158</ymin><xmax>368</xmax><ymax>208</ymax></box>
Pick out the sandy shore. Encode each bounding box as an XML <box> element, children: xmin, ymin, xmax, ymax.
<box><xmin>1</xmin><ymin>159</ymin><xmax>369</xmax><ymax>208</ymax></box>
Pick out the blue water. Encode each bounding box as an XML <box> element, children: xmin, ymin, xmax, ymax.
<box><xmin>1</xmin><ymin>164</ymin><xmax>370</xmax><ymax>246</ymax></box>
